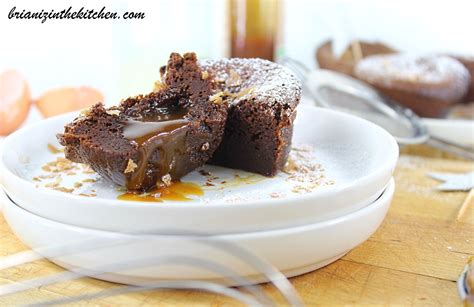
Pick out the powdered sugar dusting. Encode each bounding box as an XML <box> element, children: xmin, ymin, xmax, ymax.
<box><xmin>199</xmin><ymin>58</ymin><xmax>302</xmax><ymax>113</ymax></box>
<box><xmin>395</xmin><ymin>155</ymin><xmax>469</xmax><ymax>202</ymax></box>
<box><xmin>355</xmin><ymin>54</ymin><xmax>470</xmax><ymax>101</ymax></box>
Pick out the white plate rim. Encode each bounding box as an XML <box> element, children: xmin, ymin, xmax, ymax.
<box><xmin>2</xmin><ymin>178</ymin><xmax>395</xmax><ymax>238</ymax></box>
<box><xmin>0</xmin><ymin>105</ymin><xmax>399</xmax><ymax>209</ymax></box>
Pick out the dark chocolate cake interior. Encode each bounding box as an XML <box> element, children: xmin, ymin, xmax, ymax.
<box><xmin>58</xmin><ymin>53</ymin><xmax>228</xmax><ymax>192</ymax></box>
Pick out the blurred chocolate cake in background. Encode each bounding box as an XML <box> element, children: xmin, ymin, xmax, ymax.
<box><xmin>316</xmin><ymin>39</ymin><xmax>474</xmax><ymax>118</ymax></box>
<box><xmin>449</xmin><ymin>55</ymin><xmax>474</xmax><ymax>103</ymax></box>
<box><xmin>316</xmin><ymin>39</ymin><xmax>396</xmax><ymax>76</ymax></box>
<box><xmin>354</xmin><ymin>54</ymin><xmax>470</xmax><ymax>118</ymax></box>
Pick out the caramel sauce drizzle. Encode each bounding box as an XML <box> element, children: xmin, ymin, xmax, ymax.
<box><xmin>118</xmin><ymin>181</ymin><xmax>203</xmax><ymax>202</ymax></box>
<box><xmin>126</xmin><ymin>121</ymin><xmax>188</xmax><ymax>191</ymax></box>
<box><xmin>122</xmin><ymin>106</ymin><xmax>189</xmax><ymax>191</ymax></box>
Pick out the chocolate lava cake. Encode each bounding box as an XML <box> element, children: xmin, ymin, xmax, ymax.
<box><xmin>196</xmin><ymin>58</ymin><xmax>302</xmax><ymax>176</ymax></box>
<box><xmin>58</xmin><ymin>53</ymin><xmax>227</xmax><ymax>191</ymax></box>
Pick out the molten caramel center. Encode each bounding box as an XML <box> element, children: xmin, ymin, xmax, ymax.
<box><xmin>122</xmin><ymin>105</ymin><xmax>189</xmax><ymax>191</ymax></box>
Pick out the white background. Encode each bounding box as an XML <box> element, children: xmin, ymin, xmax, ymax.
<box><xmin>1</xmin><ymin>0</ymin><xmax>473</xmax><ymax>104</ymax></box>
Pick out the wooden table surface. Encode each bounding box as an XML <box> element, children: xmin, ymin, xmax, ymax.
<box><xmin>1</xmin><ymin>146</ymin><xmax>473</xmax><ymax>306</ymax></box>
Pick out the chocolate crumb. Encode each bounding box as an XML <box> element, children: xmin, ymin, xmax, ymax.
<box><xmin>270</xmin><ymin>192</ymin><xmax>284</xmax><ymax>198</ymax></box>
<box><xmin>47</xmin><ymin>143</ymin><xmax>61</xmax><ymax>154</ymax></box>
<box><xmin>226</xmin><ymin>69</ymin><xmax>241</xmax><ymax>86</ymax></box>
<box><xmin>161</xmin><ymin>174</ymin><xmax>172</xmax><ymax>186</ymax></box>
<box><xmin>106</xmin><ymin>109</ymin><xmax>121</xmax><ymax>116</ymax></box>
<box><xmin>209</xmin><ymin>92</ymin><xmax>224</xmax><ymax>104</ymax></box>
<box><xmin>199</xmin><ymin>169</ymin><xmax>211</xmax><ymax>176</ymax></box>
<box><xmin>53</xmin><ymin>187</ymin><xmax>74</xmax><ymax>193</ymax></box>
<box><xmin>80</xmin><ymin>108</ymin><xmax>92</xmax><ymax>117</ymax></box>
<box><xmin>153</xmin><ymin>80</ymin><xmax>166</xmax><ymax>92</ymax></box>
<box><xmin>79</xmin><ymin>193</ymin><xmax>96</xmax><ymax>197</ymax></box>
<box><xmin>124</xmin><ymin>159</ymin><xmax>137</xmax><ymax>174</ymax></box>
<box><xmin>201</xmin><ymin>142</ymin><xmax>210</xmax><ymax>151</ymax></box>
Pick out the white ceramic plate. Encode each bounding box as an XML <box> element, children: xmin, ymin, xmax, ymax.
<box><xmin>2</xmin><ymin>179</ymin><xmax>394</xmax><ymax>286</ymax></box>
<box><xmin>0</xmin><ymin>105</ymin><xmax>398</xmax><ymax>234</ymax></box>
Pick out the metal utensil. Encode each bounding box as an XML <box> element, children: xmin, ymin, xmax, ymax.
<box><xmin>457</xmin><ymin>258</ymin><xmax>474</xmax><ymax>304</ymax></box>
<box><xmin>0</xmin><ymin>192</ymin><xmax>303</xmax><ymax>306</ymax></box>
<box><xmin>0</xmin><ymin>232</ymin><xmax>302</xmax><ymax>306</ymax></box>
<box><xmin>281</xmin><ymin>58</ymin><xmax>474</xmax><ymax>160</ymax></box>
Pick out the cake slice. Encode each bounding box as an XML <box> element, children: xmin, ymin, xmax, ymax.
<box><xmin>58</xmin><ymin>53</ymin><xmax>227</xmax><ymax>191</ymax></box>
<box><xmin>196</xmin><ymin>58</ymin><xmax>302</xmax><ymax>176</ymax></box>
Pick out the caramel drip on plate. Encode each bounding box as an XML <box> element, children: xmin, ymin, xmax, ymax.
<box><xmin>118</xmin><ymin>181</ymin><xmax>203</xmax><ymax>202</ymax></box>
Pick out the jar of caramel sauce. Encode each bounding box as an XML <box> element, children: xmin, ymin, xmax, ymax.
<box><xmin>229</xmin><ymin>0</ymin><xmax>280</xmax><ymax>61</ymax></box>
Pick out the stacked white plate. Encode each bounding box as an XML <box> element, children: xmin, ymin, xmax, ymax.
<box><xmin>0</xmin><ymin>105</ymin><xmax>398</xmax><ymax>285</ymax></box>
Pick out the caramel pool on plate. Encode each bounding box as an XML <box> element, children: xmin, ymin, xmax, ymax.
<box><xmin>118</xmin><ymin>181</ymin><xmax>203</xmax><ymax>202</ymax></box>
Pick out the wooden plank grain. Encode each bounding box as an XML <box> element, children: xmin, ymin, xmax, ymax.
<box><xmin>343</xmin><ymin>154</ymin><xmax>474</xmax><ymax>282</ymax></box>
<box><xmin>287</xmin><ymin>260</ymin><xmax>460</xmax><ymax>306</ymax></box>
<box><xmin>0</xmin><ymin>258</ymin><xmax>460</xmax><ymax>306</ymax></box>
<box><xmin>343</xmin><ymin>214</ymin><xmax>473</xmax><ymax>281</ymax></box>
<box><xmin>394</xmin><ymin>155</ymin><xmax>474</xmax><ymax>224</ymax></box>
